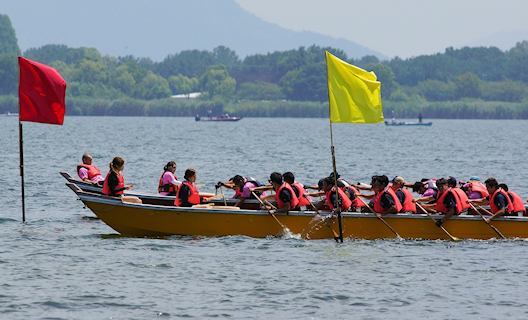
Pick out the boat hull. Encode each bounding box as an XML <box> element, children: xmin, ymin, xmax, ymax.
<box><xmin>75</xmin><ymin>190</ymin><xmax>528</xmax><ymax>240</ymax></box>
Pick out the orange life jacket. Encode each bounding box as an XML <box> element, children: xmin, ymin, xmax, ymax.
<box><xmin>373</xmin><ymin>187</ymin><xmax>402</xmax><ymax>214</ymax></box>
<box><xmin>291</xmin><ymin>182</ymin><xmax>311</xmax><ymax>207</ymax></box>
<box><xmin>340</xmin><ymin>185</ymin><xmax>365</xmax><ymax>208</ymax></box>
<box><xmin>158</xmin><ymin>171</ymin><xmax>178</xmax><ymax>195</ymax></box>
<box><xmin>174</xmin><ymin>181</ymin><xmax>200</xmax><ymax>206</ymax></box>
<box><xmin>102</xmin><ymin>171</ymin><xmax>125</xmax><ymax>196</ymax></box>
<box><xmin>275</xmin><ymin>183</ymin><xmax>299</xmax><ymax>209</ymax></box>
<box><xmin>507</xmin><ymin>191</ymin><xmax>526</xmax><ymax>214</ymax></box>
<box><xmin>77</xmin><ymin>164</ymin><xmax>101</xmax><ymax>180</ymax></box>
<box><xmin>435</xmin><ymin>188</ymin><xmax>468</xmax><ymax>214</ymax></box>
<box><xmin>468</xmin><ymin>182</ymin><xmax>489</xmax><ymax>198</ymax></box>
<box><xmin>399</xmin><ymin>188</ymin><xmax>417</xmax><ymax>213</ymax></box>
<box><xmin>325</xmin><ymin>187</ymin><xmax>352</xmax><ymax>211</ymax></box>
<box><xmin>489</xmin><ymin>188</ymin><xmax>514</xmax><ymax>214</ymax></box>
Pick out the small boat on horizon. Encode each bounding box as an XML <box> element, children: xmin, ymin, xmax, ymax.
<box><xmin>195</xmin><ymin>113</ymin><xmax>242</xmax><ymax>122</ymax></box>
<box><xmin>384</xmin><ymin>119</ymin><xmax>433</xmax><ymax>126</ymax></box>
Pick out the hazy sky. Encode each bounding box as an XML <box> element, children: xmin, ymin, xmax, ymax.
<box><xmin>236</xmin><ymin>0</ymin><xmax>528</xmax><ymax>58</ymax></box>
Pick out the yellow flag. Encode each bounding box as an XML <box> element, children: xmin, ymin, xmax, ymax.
<box><xmin>326</xmin><ymin>51</ymin><xmax>383</xmax><ymax>123</ymax></box>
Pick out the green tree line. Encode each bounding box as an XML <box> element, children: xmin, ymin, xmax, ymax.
<box><xmin>1</xmin><ymin>13</ymin><xmax>528</xmax><ymax>118</ymax></box>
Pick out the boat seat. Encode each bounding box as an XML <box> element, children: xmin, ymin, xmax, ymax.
<box><xmin>122</xmin><ymin>196</ymin><xmax>142</xmax><ymax>204</ymax></box>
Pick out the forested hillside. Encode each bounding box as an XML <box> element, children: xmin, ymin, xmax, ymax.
<box><xmin>1</xmin><ymin>14</ymin><xmax>528</xmax><ymax>118</ymax></box>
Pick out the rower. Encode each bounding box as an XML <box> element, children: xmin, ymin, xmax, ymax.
<box><xmin>471</xmin><ymin>178</ymin><xmax>514</xmax><ymax>221</ymax></box>
<box><xmin>174</xmin><ymin>168</ymin><xmax>201</xmax><ymax>207</ymax></box>
<box><xmin>428</xmin><ymin>178</ymin><xmax>469</xmax><ymax>226</ymax></box>
<box><xmin>498</xmin><ymin>183</ymin><xmax>527</xmax><ymax>216</ymax></box>
<box><xmin>102</xmin><ymin>157</ymin><xmax>133</xmax><ymax>197</ymax></box>
<box><xmin>412</xmin><ymin>178</ymin><xmax>438</xmax><ymax>203</ymax></box>
<box><xmin>264</xmin><ymin>172</ymin><xmax>299</xmax><ymax>214</ymax></box>
<box><xmin>283</xmin><ymin>172</ymin><xmax>311</xmax><ymax>210</ymax></box>
<box><xmin>77</xmin><ymin>153</ymin><xmax>104</xmax><ymax>186</ymax></box>
<box><xmin>217</xmin><ymin>175</ymin><xmax>265</xmax><ymax>207</ymax></box>
<box><xmin>317</xmin><ymin>177</ymin><xmax>352</xmax><ymax>212</ymax></box>
<box><xmin>370</xmin><ymin>175</ymin><xmax>402</xmax><ymax>214</ymax></box>
<box><xmin>158</xmin><ymin>161</ymin><xmax>181</xmax><ymax>196</ymax></box>
<box><xmin>461</xmin><ymin>176</ymin><xmax>489</xmax><ymax>199</ymax></box>
<box><xmin>390</xmin><ymin>176</ymin><xmax>416</xmax><ymax>213</ymax></box>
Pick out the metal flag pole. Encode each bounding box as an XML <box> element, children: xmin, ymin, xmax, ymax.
<box><xmin>19</xmin><ymin>121</ymin><xmax>26</xmax><ymax>222</ymax></box>
<box><xmin>326</xmin><ymin>52</ymin><xmax>343</xmax><ymax>243</ymax></box>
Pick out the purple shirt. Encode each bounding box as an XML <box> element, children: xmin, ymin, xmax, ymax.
<box><xmin>422</xmin><ymin>188</ymin><xmax>437</xmax><ymax>198</ymax></box>
<box><xmin>159</xmin><ymin>171</ymin><xmax>181</xmax><ymax>196</ymax></box>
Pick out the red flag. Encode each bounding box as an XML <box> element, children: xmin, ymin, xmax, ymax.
<box><xmin>18</xmin><ymin>57</ymin><xmax>66</xmax><ymax>125</ymax></box>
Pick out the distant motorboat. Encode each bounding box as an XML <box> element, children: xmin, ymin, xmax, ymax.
<box><xmin>384</xmin><ymin>119</ymin><xmax>432</xmax><ymax>126</ymax></box>
<box><xmin>195</xmin><ymin>114</ymin><xmax>242</xmax><ymax>122</ymax></box>
<box><xmin>1</xmin><ymin>112</ymin><xmax>19</xmax><ymax>117</ymax></box>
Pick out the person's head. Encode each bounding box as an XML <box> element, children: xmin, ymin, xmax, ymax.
<box><xmin>392</xmin><ymin>176</ymin><xmax>405</xmax><ymax>189</ymax></box>
<box><xmin>110</xmin><ymin>156</ymin><xmax>125</xmax><ymax>172</ymax></box>
<box><xmin>164</xmin><ymin>161</ymin><xmax>176</xmax><ymax>173</ymax></box>
<box><xmin>485</xmin><ymin>177</ymin><xmax>499</xmax><ymax>194</ymax></box>
<box><xmin>184</xmin><ymin>168</ymin><xmax>197</xmax><ymax>182</ymax></box>
<box><xmin>82</xmin><ymin>153</ymin><xmax>93</xmax><ymax>165</ymax></box>
<box><xmin>447</xmin><ymin>176</ymin><xmax>457</xmax><ymax>188</ymax></box>
<box><xmin>436</xmin><ymin>178</ymin><xmax>448</xmax><ymax>192</ymax></box>
<box><xmin>317</xmin><ymin>178</ymin><xmax>325</xmax><ymax>191</ymax></box>
<box><xmin>328</xmin><ymin>172</ymin><xmax>340</xmax><ymax>180</ymax></box>
<box><xmin>283</xmin><ymin>172</ymin><xmax>295</xmax><ymax>184</ymax></box>
<box><xmin>412</xmin><ymin>181</ymin><xmax>426</xmax><ymax>194</ymax></box>
<box><xmin>322</xmin><ymin>177</ymin><xmax>334</xmax><ymax>192</ymax></box>
<box><xmin>371</xmin><ymin>175</ymin><xmax>389</xmax><ymax>193</ymax></box>
<box><xmin>231</xmin><ymin>175</ymin><xmax>245</xmax><ymax>188</ymax></box>
<box><xmin>498</xmin><ymin>183</ymin><xmax>509</xmax><ymax>192</ymax></box>
<box><xmin>269</xmin><ymin>172</ymin><xmax>283</xmax><ymax>188</ymax></box>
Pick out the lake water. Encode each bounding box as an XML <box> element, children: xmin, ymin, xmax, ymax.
<box><xmin>1</xmin><ymin>116</ymin><xmax>528</xmax><ymax>319</ymax></box>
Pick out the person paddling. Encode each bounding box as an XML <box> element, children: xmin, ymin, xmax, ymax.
<box><xmin>498</xmin><ymin>183</ymin><xmax>526</xmax><ymax>216</ymax></box>
<box><xmin>390</xmin><ymin>176</ymin><xmax>416</xmax><ymax>213</ymax></box>
<box><xmin>316</xmin><ymin>177</ymin><xmax>352</xmax><ymax>212</ymax></box>
<box><xmin>102</xmin><ymin>157</ymin><xmax>133</xmax><ymax>197</ymax></box>
<box><xmin>77</xmin><ymin>153</ymin><xmax>104</xmax><ymax>186</ymax></box>
<box><xmin>174</xmin><ymin>168</ymin><xmax>205</xmax><ymax>207</ymax></box>
<box><xmin>369</xmin><ymin>175</ymin><xmax>402</xmax><ymax>214</ymax></box>
<box><xmin>158</xmin><ymin>161</ymin><xmax>181</xmax><ymax>196</ymax></box>
<box><xmin>423</xmin><ymin>178</ymin><xmax>469</xmax><ymax>226</ymax></box>
<box><xmin>470</xmin><ymin>178</ymin><xmax>514</xmax><ymax>222</ymax></box>
<box><xmin>262</xmin><ymin>172</ymin><xmax>299</xmax><ymax>214</ymax></box>
<box><xmin>217</xmin><ymin>175</ymin><xmax>266</xmax><ymax>207</ymax></box>
<box><xmin>283</xmin><ymin>172</ymin><xmax>311</xmax><ymax>210</ymax></box>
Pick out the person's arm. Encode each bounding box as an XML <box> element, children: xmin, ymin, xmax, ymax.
<box><xmin>414</xmin><ymin>196</ymin><xmax>434</xmax><ymax>203</ymax></box>
<box><xmin>469</xmin><ymin>197</ymin><xmax>488</xmax><ymax>205</ymax></box>
<box><xmin>307</xmin><ymin>191</ymin><xmax>324</xmax><ymax>197</ymax></box>
<box><xmin>178</xmin><ymin>184</ymin><xmax>191</xmax><ymax>206</ymax></box>
<box><xmin>437</xmin><ymin>193</ymin><xmax>456</xmax><ymax>225</ymax></box>
<box><xmin>78</xmin><ymin>167</ymin><xmax>90</xmax><ymax>182</ymax></box>
<box><xmin>107</xmin><ymin>173</ymin><xmax>120</xmax><ymax>196</ymax></box>
<box><xmin>381</xmin><ymin>193</ymin><xmax>398</xmax><ymax>214</ymax></box>
<box><xmin>274</xmin><ymin>189</ymin><xmax>292</xmax><ymax>214</ymax></box>
<box><xmin>251</xmin><ymin>185</ymin><xmax>273</xmax><ymax>192</ymax></box>
<box><xmin>359</xmin><ymin>193</ymin><xmax>375</xmax><ymax>199</ymax></box>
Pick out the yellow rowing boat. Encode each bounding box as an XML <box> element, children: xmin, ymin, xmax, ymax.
<box><xmin>66</xmin><ymin>183</ymin><xmax>528</xmax><ymax>240</ymax></box>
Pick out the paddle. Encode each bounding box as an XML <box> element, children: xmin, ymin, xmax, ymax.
<box><xmin>251</xmin><ymin>191</ymin><xmax>290</xmax><ymax>233</ymax></box>
<box><xmin>468</xmin><ymin>202</ymin><xmax>506</xmax><ymax>239</ymax></box>
<box><xmin>357</xmin><ymin>196</ymin><xmax>402</xmax><ymax>239</ymax></box>
<box><xmin>415</xmin><ymin>202</ymin><xmax>460</xmax><ymax>241</ymax></box>
<box><xmin>219</xmin><ymin>186</ymin><xmax>227</xmax><ymax>206</ymax></box>
<box><xmin>306</xmin><ymin>196</ymin><xmax>340</xmax><ymax>242</ymax></box>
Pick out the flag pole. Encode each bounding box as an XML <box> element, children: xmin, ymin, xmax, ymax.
<box><xmin>19</xmin><ymin>121</ymin><xmax>26</xmax><ymax>222</ymax></box>
<box><xmin>326</xmin><ymin>52</ymin><xmax>343</xmax><ymax>243</ymax></box>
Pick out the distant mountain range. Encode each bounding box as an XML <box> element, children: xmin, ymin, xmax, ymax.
<box><xmin>2</xmin><ymin>0</ymin><xmax>385</xmax><ymax>60</ymax></box>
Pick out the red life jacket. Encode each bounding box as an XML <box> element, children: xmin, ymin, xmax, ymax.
<box><xmin>489</xmin><ymin>188</ymin><xmax>514</xmax><ymax>214</ymax></box>
<box><xmin>451</xmin><ymin>187</ymin><xmax>470</xmax><ymax>212</ymax></box>
<box><xmin>435</xmin><ymin>188</ymin><xmax>468</xmax><ymax>214</ymax></box>
<box><xmin>291</xmin><ymin>182</ymin><xmax>311</xmax><ymax>207</ymax></box>
<box><xmin>174</xmin><ymin>181</ymin><xmax>201</xmax><ymax>206</ymax></box>
<box><xmin>275</xmin><ymin>183</ymin><xmax>299</xmax><ymax>209</ymax></box>
<box><xmin>399</xmin><ymin>188</ymin><xmax>416</xmax><ymax>213</ymax></box>
<box><xmin>468</xmin><ymin>182</ymin><xmax>489</xmax><ymax>198</ymax></box>
<box><xmin>373</xmin><ymin>187</ymin><xmax>402</xmax><ymax>214</ymax></box>
<box><xmin>158</xmin><ymin>171</ymin><xmax>178</xmax><ymax>195</ymax></box>
<box><xmin>325</xmin><ymin>187</ymin><xmax>352</xmax><ymax>211</ymax></box>
<box><xmin>102</xmin><ymin>171</ymin><xmax>125</xmax><ymax>196</ymax></box>
<box><xmin>340</xmin><ymin>185</ymin><xmax>365</xmax><ymax>208</ymax></box>
<box><xmin>507</xmin><ymin>191</ymin><xmax>526</xmax><ymax>214</ymax></box>
<box><xmin>77</xmin><ymin>164</ymin><xmax>101</xmax><ymax>180</ymax></box>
